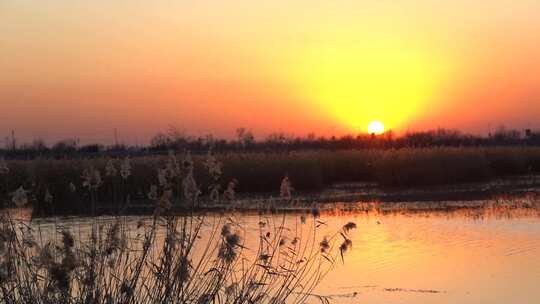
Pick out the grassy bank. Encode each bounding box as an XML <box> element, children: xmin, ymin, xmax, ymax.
<box><xmin>1</xmin><ymin>147</ymin><xmax>540</xmax><ymax>213</ymax></box>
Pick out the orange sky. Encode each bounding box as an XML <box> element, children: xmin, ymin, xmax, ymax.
<box><xmin>1</xmin><ymin>1</ymin><xmax>539</xmax><ymax>144</ymax></box>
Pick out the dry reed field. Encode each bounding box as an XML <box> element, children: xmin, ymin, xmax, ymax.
<box><xmin>1</xmin><ymin>147</ymin><xmax>540</xmax><ymax>214</ymax></box>
<box><xmin>0</xmin><ymin>147</ymin><xmax>539</xmax><ymax>303</ymax></box>
<box><xmin>0</xmin><ymin>150</ymin><xmax>357</xmax><ymax>303</ymax></box>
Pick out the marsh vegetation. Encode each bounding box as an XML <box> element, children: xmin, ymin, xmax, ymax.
<box><xmin>0</xmin><ymin>149</ymin><xmax>360</xmax><ymax>303</ymax></box>
<box><xmin>0</xmin><ymin>143</ymin><xmax>539</xmax><ymax>303</ymax></box>
<box><xmin>1</xmin><ymin>147</ymin><xmax>540</xmax><ymax>214</ymax></box>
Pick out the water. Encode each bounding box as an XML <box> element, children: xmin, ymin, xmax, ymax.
<box><xmin>20</xmin><ymin>204</ymin><xmax>540</xmax><ymax>303</ymax></box>
<box><xmin>315</xmin><ymin>210</ymin><xmax>540</xmax><ymax>304</ymax></box>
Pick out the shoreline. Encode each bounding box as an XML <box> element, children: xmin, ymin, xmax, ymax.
<box><xmin>19</xmin><ymin>175</ymin><xmax>540</xmax><ymax>218</ymax></box>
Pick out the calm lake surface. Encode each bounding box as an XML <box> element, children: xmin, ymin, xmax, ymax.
<box><xmin>316</xmin><ymin>209</ymin><xmax>540</xmax><ymax>304</ymax></box>
<box><xmin>25</xmin><ymin>204</ymin><xmax>540</xmax><ymax>304</ymax></box>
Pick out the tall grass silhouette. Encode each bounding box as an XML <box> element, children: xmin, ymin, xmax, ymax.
<box><xmin>2</xmin><ymin>147</ymin><xmax>540</xmax><ymax>212</ymax></box>
<box><xmin>0</xmin><ymin>151</ymin><xmax>356</xmax><ymax>303</ymax></box>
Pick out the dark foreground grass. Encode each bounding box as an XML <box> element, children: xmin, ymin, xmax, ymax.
<box><xmin>0</xmin><ymin>151</ymin><xmax>358</xmax><ymax>304</ymax></box>
<box><xmin>0</xmin><ymin>211</ymin><xmax>359</xmax><ymax>304</ymax></box>
<box><xmin>1</xmin><ymin>147</ymin><xmax>540</xmax><ymax>212</ymax></box>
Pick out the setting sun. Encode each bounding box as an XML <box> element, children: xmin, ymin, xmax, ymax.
<box><xmin>291</xmin><ymin>36</ymin><xmax>449</xmax><ymax>134</ymax></box>
<box><xmin>368</xmin><ymin>120</ymin><xmax>385</xmax><ymax>135</ymax></box>
<box><xmin>2</xmin><ymin>2</ymin><xmax>540</xmax><ymax>303</ymax></box>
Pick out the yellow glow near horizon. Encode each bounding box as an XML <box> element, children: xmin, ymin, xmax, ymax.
<box><xmin>1</xmin><ymin>1</ymin><xmax>540</xmax><ymax>142</ymax></box>
<box><xmin>368</xmin><ymin>120</ymin><xmax>385</xmax><ymax>135</ymax></box>
<box><xmin>295</xmin><ymin>37</ymin><xmax>447</xmax><ymax>134</ymax></box>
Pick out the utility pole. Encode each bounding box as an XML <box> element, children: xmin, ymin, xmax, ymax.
<box><xmin>11</xmin><ymin>130</ymin><xmax>16</xmax><ymax>151</ymax></box>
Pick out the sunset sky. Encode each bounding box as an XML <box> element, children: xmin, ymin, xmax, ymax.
<box><xmin>1</xmin><ymin>0</ymin><xmax>539</xmax><ymax>145</ymax></box>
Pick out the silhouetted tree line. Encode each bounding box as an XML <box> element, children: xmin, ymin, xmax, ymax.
<box><xmin>2</xmin><ymin>127</ymin><xmax>540</xmax><ymax>159</ymax></box>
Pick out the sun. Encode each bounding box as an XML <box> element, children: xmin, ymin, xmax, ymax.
<box><xmin>368</xmin><ymin>120</ymin><xmax>385</xmax><ymax>135</ymax></box>
<box><xmin>292</xmin><ymin>37</ymin><xmax>449</xmax><ymax>134</ymax></box>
